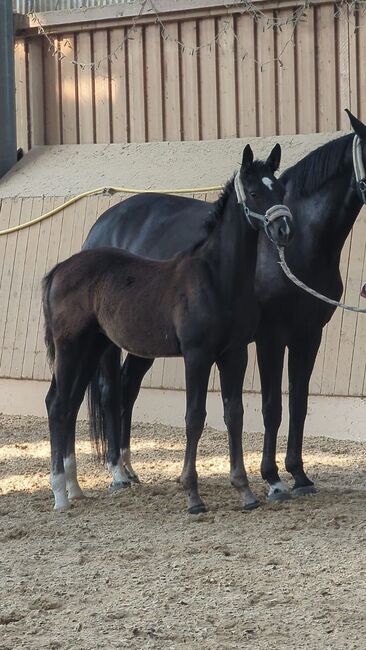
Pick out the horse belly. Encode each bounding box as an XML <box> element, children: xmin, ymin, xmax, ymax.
<box><xmin>101</xmin><ymin>315</ymin><xmax>180</xmax><ymax>359</ymax></box>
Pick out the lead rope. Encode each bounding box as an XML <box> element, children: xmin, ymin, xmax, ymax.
<box><xmin>276</xmin><ymin>134</ymin><xmax>366</xmax><ymax>314</ymax></box>
<box><xmin>276</xmin><ymin>246</ymin><xmax>366</xmax><ymax>313</ymax></box>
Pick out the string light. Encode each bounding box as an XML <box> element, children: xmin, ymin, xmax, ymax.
<box><xmin>28</xmin><ymin>0</ymin><xmax>148</xmax><ymax>68</ymax></box>
<box><xmin>26</xmin><ymin>0</ymin><xmax>366</xmax><ymax>70</ymax></box>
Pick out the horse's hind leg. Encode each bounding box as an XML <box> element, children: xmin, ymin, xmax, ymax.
<box><xmin>98</xmin><ymin>344</ymin><xmax>131</xmax><ymax>491</ymax></box>
<box><xmin>47</xmin><ymin>335</ymin><xmax>107</xmax><ymax>510</ymax></box>
<box><xmin>217</xmin><ymin>346</ymin><xmax>260</xmax><ymax>511</ymax></box>
<box><xmin>46</xmin><ymin>374</ymin><xmax>84</xmax><ymax>503</ymax></box>
<box><xmin>120</xmin><ymin>354</ymin><xmax>154</xmax><ymax>482</ymax></box>
<box><xmin>46</xmin><ymin>375</ymin><xmax>70</xmax><ymax>511</ymax></box>
<box><xmin>181</xmin><ymin>350</ymin><xmax>212</xmax><ymax>514</ymax></box>
<box><xmin>47</xmin><ymin>373</ymin><xmax>79</xmax><ymax>511</ymax></box>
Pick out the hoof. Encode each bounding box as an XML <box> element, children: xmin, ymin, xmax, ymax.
<box><xmin>292</xmin><ymin>485</ymin><xmax>316</xmax><ymax>498</ymax></box>
<box><xmin>69</xmin><ymin>493</ymin><xmax>87</xmax><ymax>501</ymax></box>
<box><xmin>267</xmin><ymin>490</ymin><xmax>292</xmax><ymax>503</ymax></box>
<box><xmin>54</xmin><ymin>504</ymin><xmax>71</xmax><ymax>513</ymax></box>
<box><xmin>188</xmin><ymin>503</ymin><xmax>207</xmax><ymax>515</ymax></box>
<box><xmin>242</xmin><ymin>499</ymin><xmax>261</xmax><ymax>512</ymax></box>
<box><xmin>108</xmin><ymin>481</ymin><xmax>131</xmax><ymax>493</ymax></box>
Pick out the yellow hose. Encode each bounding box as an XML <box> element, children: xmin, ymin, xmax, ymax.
<box><xmin>0</xmin><ymin>184</ymin><xmax>222</xmax><ymax>237</ymax></box>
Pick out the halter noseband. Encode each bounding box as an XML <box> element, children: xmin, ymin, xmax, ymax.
<box><xmin>234</xmin><ymin>171</ymin><xmax>293</xmax><ymax>241</ymax></box>
<box><xmin>352</xmin><ymin>135</ymin><xmax>366</xmax><ymax>204</ymax></box>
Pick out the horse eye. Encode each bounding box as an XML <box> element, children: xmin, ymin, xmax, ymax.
<box><xmin>249</xmin><ymin>191</ymin><xmax>257</xmax><ymax>198</ymax></box>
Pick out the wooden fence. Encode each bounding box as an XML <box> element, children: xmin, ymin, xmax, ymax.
<box><xmin>1</xmin><ymin>190</ymin><xmax>366</xmax><ymax>398</ymax></box>
<box><xmin>14</xmin><ymin>0</ymin><xmax>366</xmax><ymax>152</ymax></box>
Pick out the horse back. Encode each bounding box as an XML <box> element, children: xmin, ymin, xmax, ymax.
<box><xmin>83</xmin><ymin>192</ymin><xmax>211</xmax><ymax>259</ymax></box>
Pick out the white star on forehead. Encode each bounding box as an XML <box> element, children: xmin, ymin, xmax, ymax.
<box><xmin>262</xmin><ymin>177</ymin><xmax>273</xmax><ymax>190</ymax></box>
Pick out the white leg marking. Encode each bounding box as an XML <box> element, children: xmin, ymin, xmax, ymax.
<box><xmin>51</xmin><ymin>472</ymin><xmax>70</xmax><ymax>511</ymax></box>
<box><xmin>268</xmin><ymin>480</ymin><xmax>289</xmax><ymax>497</ymax></box>
<box><xmin>262</xmin><ymin>177</ymin><xmax>274</xmax><ymax>190</ymax></box>
<box><xmin>64</xmin><ymin>454</ymin><xmax>85</xmax><ymax>500</ymax></box>
<box><xmin>108</xmin><ymin>458</ymin><xmax>130</xmax><ymax>486</ymax></box>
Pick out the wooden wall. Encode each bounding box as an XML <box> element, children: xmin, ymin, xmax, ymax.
<box><xmin>14</xmin><ymin>1</ymin><xmax>366</xmax><ymax>151</ymax></box>
<box><xmin>1</xmin><ymin>192</ymin><xmax>366</xmax><ymax>398</ymax></box>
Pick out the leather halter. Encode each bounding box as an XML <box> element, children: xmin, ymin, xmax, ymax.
<box><xmin>352</xmin><ymin>134</ymin><xmax>366</xmax><ymax>204</ymax></box>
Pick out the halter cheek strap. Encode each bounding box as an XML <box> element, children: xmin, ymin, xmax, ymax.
<box><xmin>352</xmin><ymin>135</ymin><xmax>366</xmax><ymax>204</ymax></box>
<box><xmin>234</xmin><ymin>171</ymin><xmax>293</xmax><ymax>240</ymax></box>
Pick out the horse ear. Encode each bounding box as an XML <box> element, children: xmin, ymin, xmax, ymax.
<box><xmin>241</xmin><ymin>144</ymin><xmax>254</xmax><ymax>172</ymax></box>
<box><xmin>345</xmin><ymin>109</ymin><xmax>366</xmax><ymax>138</ymax></box>
<box><xmin>266</xmin><ymin>143</ymin><xmax>281</xmax><ymax>173</ymax></box>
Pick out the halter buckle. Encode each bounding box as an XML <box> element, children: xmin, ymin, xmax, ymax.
<box><xmin>359</xmin><ymin>179</ymin><xmax>366</xmax><ymax>204</ymax></box>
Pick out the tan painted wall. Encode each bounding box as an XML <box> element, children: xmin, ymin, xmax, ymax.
<box><xmin>1</xmin><ymin>134</ymin><xmax>366</xmax><ymax>397</ymax></box>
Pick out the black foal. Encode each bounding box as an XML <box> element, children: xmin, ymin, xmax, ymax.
<box><xmin>43</xmin><ymin>144</ymin><xmax>292</xmax><ymax>512</ymax></box>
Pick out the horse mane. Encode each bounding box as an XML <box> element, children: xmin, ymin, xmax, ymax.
<box><xmin>205</xmin><ymin>175</ymin><xmax>235</xmax><ymax>234</ymax></box>
<box><xmin>281</xmin><ymin>133</ymin><xmax>353</xmax><ymax>197</ymax></box>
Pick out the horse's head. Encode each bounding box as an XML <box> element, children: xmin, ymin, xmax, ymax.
<box><xmin>237</xmin><ymin>144</ymin><xmax>293</xmax><ymax>247</ymax></box>
<box><xmin>345</xmin><ymin>109</ymin><xmax>366</xmax><ymax>205</ymax></box>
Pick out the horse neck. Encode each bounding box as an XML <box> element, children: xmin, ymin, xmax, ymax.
<box><xmin>291</xmin><ymin>144</ymin><xmax>363</xmax><ymax>258</ymax></box>
<box><xmin>201</xmin><ymin>189</ymin><xmax>258</xmax><ymax>302</ymax></box>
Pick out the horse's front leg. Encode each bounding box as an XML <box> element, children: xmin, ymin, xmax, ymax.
<box><xmin>286</xmin><ymin>330</ymin><xmax>322</xmax><ymax>496</ymax></box>
<box><xmin>256</xmin><ymin>330</ymin><xmax>290</xmax><ymax>501</ymax></box>
<box><xmin>217</xmin><ymin>346</ymin><xmax>260</xmax><ymax>511</ymax></box>
<box><xmin>181</xmin><ymin>350</ymin><xmax>212</xmax><ymax>514</ymax></box>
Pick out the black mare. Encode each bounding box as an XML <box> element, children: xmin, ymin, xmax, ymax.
<box><xmin>84</xmin><ymin>110</ymin><xmax>366</xmax><ymax>501</ymax></box>
<box><xmin>44</xmin><ymin>145</ymin><xmax>293</xmax><ymax>512</ymax></box>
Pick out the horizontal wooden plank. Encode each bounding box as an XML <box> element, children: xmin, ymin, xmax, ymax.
<box><xmin>18</xmin><ymin>0</ymin><xmax>336</xmax><ymax>34</ymax></box>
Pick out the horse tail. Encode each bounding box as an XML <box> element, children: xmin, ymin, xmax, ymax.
<box><xmin>42</xmin><ymin>263</ymin><xmax>62</xmax><ymax>369</ymax></box>
<box><xmin>87</xmin><ymin>368</ymin><xmax>107</xmax><ymax>463</ymax></box>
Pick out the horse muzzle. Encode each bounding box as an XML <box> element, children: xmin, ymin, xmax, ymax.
<box><xmin>277</xmin><ymin>215</ymin><xmax>293</xmax><ymax>246</ymax></box>
<box><xmin>264</xmin><ymin>205</ymin><xmax>293</xmax><ymax>247</ymax></box>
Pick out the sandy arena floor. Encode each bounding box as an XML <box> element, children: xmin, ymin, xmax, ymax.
<box><xmin>0</xmin><ymin>414</ymin><xmax>365</xmax><ymax>650</ymax></box>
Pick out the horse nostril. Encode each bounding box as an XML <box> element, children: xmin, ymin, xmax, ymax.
<box><xmin>279</xmin><ymin>224</ymin><xmax>287</xmax><ymax>239</ymax></box>
<box><xmin>279</xmin><ymin>218</ymin><xmax>292</xmax><ymax>243</ymax></box>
